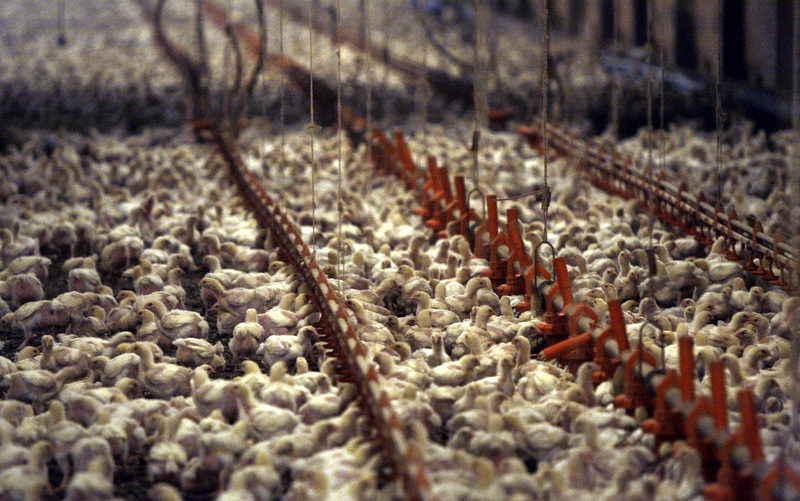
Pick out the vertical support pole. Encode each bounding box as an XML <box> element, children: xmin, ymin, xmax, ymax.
<box><xmin>608</xmin><ymin>299</ymin><xmax>628</xmax><ymax>352</ymax></box>
<box><xmin>739</xmin><ymin>390</ymin><xmax>764</xmax><ymax>462</ymax></box>
<box><xmin>553</xmin><ymin>256</ymin><xmax>574</xmax><ymax>306</ymax></box>
<box><xmin>487</xmin><ymin>194</ymin><xmax>498</xmax><ymax>240</ymax></box>
<box><xmin>679</xmin><ymin>334</ymin><xmax>695</xmax><ymax>401</ymax></box>
<box><xmin>454</xmin><ymin>175</ymin><xmax>470</xmax><ymax>240</ymax></box>
<box><xmin>710</xmin><ymin>359</ymin><xmax>728</xmax><ymax>431</ymax></box>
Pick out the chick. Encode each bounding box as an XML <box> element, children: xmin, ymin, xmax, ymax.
<box><xmin>0</xmin><ymin>441</ymin><xmax>52</xmax><ymax>500</ymax></box>
<box><xmin>147</xmin><ymin>415</ymin><xmax>188</xmax><ymax>484</ymax></box>
<box><xmin>8</xmin><ymin>273</ymin><xmax>45</xmax><ymax>308</ymax></box>
<box><xmin>143</xmin><ymin>299</ymin><xmax>209</xmax><ymax>343</ymax></box>
<box><xmin>64</xmin><ymin>456</ymin><xmax>113</xmax><ymax>501</ymax></box>
<box><xmin>229</xmin><ymin>308</ymin><xmax>266</xmax><ymax>365</ymax></box>
<box><xmin>235</xmin><ymin>383</ymin><xmax>299</xmax><ymax>440</ymax></box>
<box><xmin>1</xmin><ymin>255</ymin><xmax>51</xmax><ymax>281</ymax></box>
<box><xmin>131</xmin><ymin>342</ymin><xmax>193</xmax><ymax>398</ymax></box>
<box><xmin>67</xmin><ymin>260</ymin><xmax>102</xmax><ymax>292</ymax></box>
<box><xmin>0</xmin><ymin>419</ymin><xmax>28</xmax><ymax>470</ymax></box>
<box><xmin>1</xmin><ymin>299</ymin><xmax>55</xmax><ymax>349</ymax></box>
<box><xmin>90</xmin><ymin>352</ymin><xmax>141</xmax><ymax>386</ymax></box>
<box><xmin>5</xmin><ymin>365</ymin><xmax>82</xmax><ymax>406</ymax></box>
<box><xmin>191</xmin><ymin>366</ymin><xmax>237</xmax><ymax>422</ymax></box>
<box><xmin>40</xmin><ymin>334</ymin><xmax>89</xmax><ymax>376</ymax></box>
<box><xmin>174</xmin><ymin>338</ymin><xmax>225</xmax><ymax>369</ymax></box>
<box><xmin>257</xmin><ymin>324</ymin><xmax>315</xmax><ymax>368</ymax></box>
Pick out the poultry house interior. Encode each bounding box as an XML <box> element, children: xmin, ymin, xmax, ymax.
<box><xmin>0</xmin><ymin>1</ymin><xmax>799</xmax><ymax>500</ymax></box>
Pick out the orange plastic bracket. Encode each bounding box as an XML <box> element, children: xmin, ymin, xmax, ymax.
<box><xmin>497</xmin><ymin>208</ymin><xmax>529</xmax><ymax>295</ymax></box>
<box><xmin>452</xmin><ymin>175</ymin><xmax>471</xmax><ymax>240</ymax></box>
<box><xmin>678</xmin><ymin>335</ymin><xmax>695</xmax><ymax>401</ymax></box>
<box><xmin>725</xmin><ymin>208</ymin><xmax>741</xmax><ymax>261</ymax></box>
<box><xmin>608</xmin><ymin>299</ymin><xmax>629</xmax><ymax>352</ymax></box>
<box><xmin>613</xmin><ymin>344</ymin><xmax>658</xmax><ymax>414</ymax></box>
<box><xmin>685</xmin><ymin>396</ymin><xmax>721</xmax><ymax>482</ymax></box>
<box><xmin>695</xmin><ymin>192</ymin><xmax>713</xmax><ymax>246</ymax></box>
<box><xmin>642</xmin><ymin>368</ymin><xmax>684</xmax><ymax>445</ymax></box>
<box><xmin>743</xmin><ymin>220</ymin><xmax>763</xmax><ymax>273</ymax></box>
<box><xmin>566</xmin><ymin>302</ymin><xmax>598</xmax><ymax>337</ymax></box>
<box><xmin>540</xmin><ymin>331</ymin><xmax>592</xmax><ymax>361</ymax></box>
<box><xmin>709</xmin><ymin>359</ymin><xmax>728</xmax><ymax>431</ymax></box>
<box><xmin>758</xmin><ymin>461</ymin><xmax>800</xmax><ymax>501</ymax></box>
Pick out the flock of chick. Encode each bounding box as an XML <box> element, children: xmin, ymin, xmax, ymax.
<box><xmin>0</xmin><ymin>1</ymin><xmax>797</xmax><ymax>500</ymax></box>
<box><xmin>0</xmin><ymin>116</ymin><xmax>797</xmax><ymax>501</ymax></box>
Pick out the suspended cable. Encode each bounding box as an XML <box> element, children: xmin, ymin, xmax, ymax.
<box><xmin>540</xmin><ymin>0</ymin><xmax>551</xmax><ymax>244</ymax></box>
<box><xmin>255</xmin><ymin>0</ymin><xmax>268</xmax><ymax>176</ymax></box>
<box><xmin>659</xmin><ymin>0</ymin><xmax>666</xmax><ymax>175</ymax></box>
<box><xmin>792</xmin><ymin>0</ymin><xmax>800</xmax><ymax>219</ymax></box>
<box><xmin>659</xmin><ymin>0</ymin><xmax>667</xmax><ymax>241</ymax></box>
<box><xmin>364</xmin><ymin>0</ymin><xmax>373</xmax><ymax>170</ymax></box>
<box><xmin>381</xmin><ymin>0</ymin><xmax>390</xmax><ymax>121</ymax></box>
<box><xmin>279</xmin><ymin>0</ymin><xmax>286</xmax><ymax>189</ymax></box>
<box><xmin>416</xmin><ymin>1</ymin><xmax>430</xmax><ymax>172</ymax></box>
<box><xmin>789</xmin><ymin>0</ymin><xmax>800</xmax><ymax>445</ymax></box>
<box><xmin>473</xmin><ymin>0</ymin><xmax>488</xmax><ymax>132</ymax></box>
<box><xmin>221</xmin><ymin>0</ymin><xmax>233</xmax><ymax>125</ymax></box>
<box><xmin>496</xmin><ymin>187</ymin><xmax>549</xmax><ymax>202</ymax></box>
<box><xmin>308</xmin><ymin>0</ymin><xmax>318</xmax><ymax>253</ymax></box>
<box><xmin>645</xmin><ymin>0</ymin><xmax>655</xmax><ymax>256</ymax></box>
<box><xmin>468</xmin><ymin>0</ymin><xmax>489</xmax><ymax>226</ymax></box>
<box><xmin>643</xmin><ymin>0</ymin><xmax>659</xmax><ymax>307</ymax></box>
<box><xmin>611</xmin><ymin>0</ymin><xmax>620</xmax><ymax>139</ymax></box>
<box><xmin>336</xmin><ymin>0</ymin><xmax>344</xmax><ymax>291</ymax></box>
<box><xmin>715</xmin><ymin>0</ymin><xmax>724</xmax><ymax>206</ymax></box>
<box><xmin>57</xmin><ymin>0</ymin><xmax>67</xmax><ymax>46</ymax></box>
<box><xmin>195</xmin><ymin>0</ymin><xmax>209</xmax><ymax>121</ymax></box>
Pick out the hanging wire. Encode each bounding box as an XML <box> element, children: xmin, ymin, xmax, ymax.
<box><xmin>610</xmin><ymin>0</ymin><xmax>620</xmax><ymax>139</ymax></box>
<box><xmin>473</xmin><ymin>0</ymin><xmax>489</xmax><ymax>131</ymax></box>
<box><xmin>659</xmin><ymin>0</ymin><xmax>666</xmax><ymax>187</ymax></box>
<box><xmin>540</xmin><ymin>0</ymin><xmax>551</xmax><ymax>244</ymax></box>
<box><xmin>381</xmin><ymin>0</ymin><xmax>390</xmax><ymax>120</ymax></box>
<box><xmin>471</xmin><ymin>0</ymin><xmax>484</xmax><ymax>189</ymax></box>
<box><xmin>467</xmin><ymin>0</ymin><xmax>489</xmax><ymax>231</ymax></box>
<box><xmin>194</xmin><ymin>0</ymin><xmax>209</xmax><ymax>121</ymax></box>
<box><xmin>790</xmin><ymin>0</ymin><xmax>800</xmax><ymax>444</ymax></box>
<box><xmin>715</xmin><ymin>0</ymin><xmax>724</xmax><ymax>206</ymax></box>
<box><xmin>642</xmin><ymin>0</ymin><xmax>659</xmax><ymax>306</ymax></box>
<box><xmin>793</xmin><ymin>0</ymin><xmax>800</xmax><ymax>227</ymax></box>
<box><xmin>253</xmin><ymin>0</ymin><xmax>268</xmax><ymax>175</ymax></box>
<box><xmin>657</xmin><ymin>0</ymin><xmax>667</xmax><ymax>252</ymax></box>
<box><xmin>278</xmin><ymin>0</ymin><xmax>286</xmax><ymax>196</ymax></box>
<box><xmin>645</xmin><ymin>0</ymin><xmax>655</xmax><ymax>253</ymax></box>
<box><xmin>241</xmin><ymin>1</ymin><xmax>267</xmax><ymax>134</ymax></box>
<box><xmin>364</xmin><ymin>0</ymin><xmax>373</xmax><ymax>169</ymax></box>
<box><xmin>57</xmin><ymin>0</ymin><xmax>67</xmax><ymax>46</ymax></box>
<box><xmin>308</xmin><ymin>0</ymin><xmax>318</xmax><ymax>253</ymax></box>
<box><xmin>496</xmin><ymin>187</ymin><xmax>550</xmax><ymax>202</ymax></box>
<box><xmin>336</xmin><ymin>0</ymin><xmax>344</xmax><ymax>292</ymax></box>
<box><xmin>417</xmin><ymin>1</ymin><xmax>431</xmax><ymax>173</ymax></box>
<box><xmin>220</xmin><ymin>0</ymin><xmax>233</xmax><ymax>126</ymax></box>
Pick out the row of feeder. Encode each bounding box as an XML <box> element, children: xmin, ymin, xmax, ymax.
<box><xmin>368</xmin><ymin>125</ymin><xmax>800</xmax><ymax>501</ymax></box>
